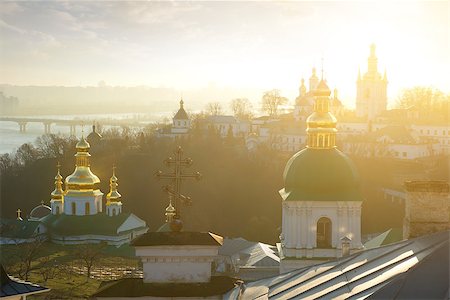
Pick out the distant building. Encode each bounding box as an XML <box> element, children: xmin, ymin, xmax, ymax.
<box><xmin>356</xmin><ymin>44</ymin><xmax>388</xmax><ymax>120</ymax></box>
<box><xmin>343</xmin><ymin>125</ymin><xmax>434</xmax><ymax>160</ymax></box>
<box><xmin>157</xmin><ymin>99</ymin><xmax>192</xmax><ymax>138</ymax></box>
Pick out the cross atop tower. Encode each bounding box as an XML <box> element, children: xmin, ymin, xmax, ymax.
<box><xmin>156</xmin><ymin>146</ymin><xmax>201</xmax><ymax>219</ymax></box>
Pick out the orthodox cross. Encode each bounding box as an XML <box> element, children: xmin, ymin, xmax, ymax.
<box><xmin>156</xmin><ymin>146</ymin><xmax>201</xmax><ymax>217</ymax></box>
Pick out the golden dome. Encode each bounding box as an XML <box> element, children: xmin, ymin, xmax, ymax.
<box><xmin>76</xmin><ymin>136</ymin><xmax>90</xmax><ymax>151</ymax></box>
<box><xmin>65</xmin><ymin>136</ymin><xmax>100</xmax><ymax>191</ymax></box>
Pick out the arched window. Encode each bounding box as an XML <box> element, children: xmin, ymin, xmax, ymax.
<box><xmin>85</xmin><ymin>202</ymin><xmax>90</xmax><ymax>215</ymax></box>
<box><xmin>317</xmin><ymin>217</ymin><xmax>332</xmax><ymax>248</ymax></box>
<box><xmin>56</xmin><ymin>206</ymin><xmax>60</xmax><ymax>215</ymax></box>
<box><xmin>112</xmin><ymin>208</ymin><xmax>116</xmax><ymax>216</ymax></box>
<box><xmin>71</xmin><ymin>202</ymin><xmax>76</xmax><ymax>215</ymax></box>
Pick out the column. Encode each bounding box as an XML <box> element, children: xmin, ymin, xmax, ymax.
<box><xmin>306</xmin><ymin>207</ymin><xmax>312</xmax><ymax>249</ymax></box>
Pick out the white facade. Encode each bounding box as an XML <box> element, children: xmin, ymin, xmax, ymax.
<box><xmin>106</xmin><ymin>202</ymin><xmax>122</xmax><ymax>217</ymax></box>
<box><xmin>135</xmin><ymin>245</ymin><xmax>220</xmax><ymax>283</ymax></box>
<box><xmin>281</xmin><ymin>201</ymin><xmax>362</xmax><ymax>258</ymax></box>
<box><xmin>172</xmin><ymin>119</ymin><xmax>190</xmax><ymax>134</ymax></box>
<box><xmin>50</xmin><ymin>199</ymin><xmax>63</xmax><ymax>215</ymax></box>
<box><xmin>63</xmin><ymin>191</ymin><xmax>103</xmax><ymax>216</ymax></box>
<box><xmin>279</xmin><ymin>200</ymin><xmax>363</xmax><ymax>273</ymax></box>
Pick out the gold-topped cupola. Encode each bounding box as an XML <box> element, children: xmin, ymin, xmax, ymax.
<box><xmin>106</xmin><ymin>166</ymin><xmax>121</xmax><ymax>202</ymax></box>
<box><xmin>306</xmin><ymin>79</ymin><xmax>338</xmax><ymax>149</ymax></box>
<box><xmin>106</xmin><ymin>165</ymin><xmax>123</xmax><ymax>217</ymax></box>
<box><xmin>51</xmin><ymin>162</ymin><xmax>64</xmax><ymax>200</ymax></box>
<box><xmin>65</xmin><ymin>135</ymin><xmax>100</xmax><ymax>191</ymax></box>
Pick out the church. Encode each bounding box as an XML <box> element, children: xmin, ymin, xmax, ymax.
<box><xmin>1</xmin><ymin>135</ymin><xmax>148</xmax><ymax>246</ymax></box>
<box><xmin>279</xmin><ymin>78</ymin><xmax>364</xmax><ymax>272</ymax></box>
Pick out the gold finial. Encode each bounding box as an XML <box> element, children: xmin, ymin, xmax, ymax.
<box><xmin>16</xmin><ymin>208</ymin><xmax>23</xmax><ymax>221</ymax></box>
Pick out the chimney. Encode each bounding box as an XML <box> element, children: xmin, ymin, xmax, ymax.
<box><xmin>340</xmin><ymin>236</ymin><xmax>351</xmax><ymax>257</ymax></box>
<box><xmin>403</xmin><ymin>180</ymin><xmax>450</xmax><ymax>239</ymax></box>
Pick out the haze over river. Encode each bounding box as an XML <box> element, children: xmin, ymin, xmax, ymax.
<box><xmin>0</xmin><ymin>113</ymin><xmax>168</xmax><ymax>154</ymax></box>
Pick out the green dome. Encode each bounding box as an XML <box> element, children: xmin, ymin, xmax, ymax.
<box><xmin>280</xmin><ymin>148</ymin><xmax>363</xmax><ymax>202</ymax></box>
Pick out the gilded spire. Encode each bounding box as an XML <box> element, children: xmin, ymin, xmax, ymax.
<box><xmin>107</xmin><ymin>165</ymin><xmax>121</xmax><ymax>202</ymax></box>
<box><xmin>306</xmin><ymin>79</ymin><xmax>337</xmax><ymax>149</ymax></box>
<box><xmin>51</xmin><ymin>162</ymin><xmax>64</xmax><ymax>200</ymax></box>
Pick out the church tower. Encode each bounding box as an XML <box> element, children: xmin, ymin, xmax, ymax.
<box><xmin>64</xmin><ymin>135</ymin><xmax>103</xmax><ymax>216</ymax></box>
<box><xmin>172</xmin><ymin>98</ymin><xmax>190</xmax><ymax>134</ymax></box>
<box><xmin>279</xmin><ymin>79</ymin><xmax>363</xmax><ymax>273</ymax></box>
<box><xmin>106</xmin><ymin>166</ymin><xmax>123</xmax><ymax>217</ymax></box>
<box><xmin>356</xmin><ymin>44</ymin><xmax>388</xmax><ymax>120</ymax></box>
<box><xmin>50</xmin><ymin>163</ymin><xmax>64</xmax><ymax>215</ymax></box>
<box><xmin>309</xmin><ymin>68</ymin><xmax>319</xmax><ymax>92</ymax></box>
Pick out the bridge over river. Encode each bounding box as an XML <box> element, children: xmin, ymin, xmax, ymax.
<box><xmin>0</xmin><ymin>116</ymin><xmax>154</xmax><ymax>135</ymax></box>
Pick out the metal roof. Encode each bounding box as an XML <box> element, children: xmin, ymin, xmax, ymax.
<box><xmin>0</xmin><ymin>265</ymin><xmax>49</xmax><ymax>297</ymax></box>
<box><xmin>225</xmin><ymin>230</ymin><xmax>449</xmax><ymax>299</ymax></box>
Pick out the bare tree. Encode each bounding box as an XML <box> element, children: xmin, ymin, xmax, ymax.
<box><xmin>15</xmin><ymin>143</ymin><xmax>40</xmax><ymax>167</ymax></box>
<box><xmin>261</xmin><ymin>89</ymin><xmax>288</xmax><ymax>117</ymax></box>
<box><xmin>74</xmin><ymin>242</ymin><xmax>106</xmax><ymax>280</ymax></box>
<box><xmin>37</xmin><ymin>255</ymin><xmax>58</xmax><ymax>283</ymax></box>
<box><xmin>396</xmin><ymin>86</ymin><xmax>449</xmax><ymax>120</ymax></box>
<box><xmin>35</xmin><ymin>133</ymin><xmax>75</xmax><ymax>159</ymax></box>
<box><xmin>205</xmin><ymin>102</ymin><xmax>223</xmax><ymax>116</ymax></box>
<box><xmin>13</xmin><ymin>237</ymin><xmax>45</xmax><ymax>281</ymax></box>
<box><xmin>230</xmin><ymin>98</ymin><xmax>253</xmax><ymax>120</ymax></box>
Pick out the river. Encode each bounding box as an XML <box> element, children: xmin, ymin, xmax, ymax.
<box><xmin>0</xmin><ymin>112</ymin><xmax>169</xmax><ymax>154</ymax></box>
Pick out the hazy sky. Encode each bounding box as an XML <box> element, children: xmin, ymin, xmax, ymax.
<box><xmin>0</xmin><ymin>1</ymin><xmax>448</xmax><ymax>108</ymax></box>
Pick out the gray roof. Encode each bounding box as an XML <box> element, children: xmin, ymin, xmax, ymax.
<box><xmin>225</xmin><ymin>230</ymin><xmax>449</xmax><ymax>299</ymax></box>
<box><xmin>173</xmin><ymin>107</ymin><xmax>189</xmax><ymax>120</ymax></box>
<box><xmin>0</xmin><ymin>265</ymin><xmax>49</xmax><ymax>297</ymax></box>
<box><xmin>0</xmin><ymin>219</ymin><xmax>41</xmax><ymax>239</ymax></box>
<box><xmin>219</xmin><ymin>238</ymin><xmax>280</xmax><ymax>268</ymax></box>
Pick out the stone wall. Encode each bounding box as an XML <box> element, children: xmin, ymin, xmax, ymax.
<box><xmin>403</xmin><ymin>181</ymin><xmax>450</xmax><ymax>239</ymax></box>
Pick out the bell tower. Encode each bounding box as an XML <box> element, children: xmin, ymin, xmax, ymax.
<box><xmin>356</xmin><ymin>44</ymin><xmax>388</xmax><ymax>120</ymax></box>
